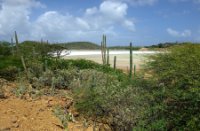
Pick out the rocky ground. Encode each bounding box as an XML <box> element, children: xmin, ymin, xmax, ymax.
<box><xmin>0</xmin><ymin>79</ymin><xmax>111</xmax><ymax>131</ymax></box>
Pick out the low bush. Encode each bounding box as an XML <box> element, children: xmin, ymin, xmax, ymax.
<box><xmin>136</xmin><ymin>44</ymin><xmax>200</xmax><ymax>130</ymax></box>
<box><xmin>72</xmin><ymin>69</ymin><xmax>154</xmax><ymax>130</ymax></box>
<box><xmin>0</xmin><ymin>42</ymin><xmax>12</xmax><ymax>56</ymax></box>
<box><xmin>30</xmin><ymin>69</ymin><xmax>79</xmax><ymax>89</ymax></box>
<box><xmin>0</xmin><ymin>66</ymin><xmax>19</xmax><ymax>80</ymax></box>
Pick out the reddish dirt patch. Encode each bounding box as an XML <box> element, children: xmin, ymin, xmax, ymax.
<box><xmin>0</xmin><ymin>97</ymin><xmax>63</xmax><ymax>131</ymax></box>
<box><xmin>0</xmin><ymin>79</ymin><xmax>99</xmax><ymax>131</ymax></box>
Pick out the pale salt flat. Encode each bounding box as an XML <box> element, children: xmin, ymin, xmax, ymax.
<box><xmin>63</xmin><ymin>50</ymin><xmax>157</xmax><ymax>56</ymax></box>
<box><xmin>63</xmin><ymin>50</ymin><xmax>157</xmax><ymax>72</ymax></box>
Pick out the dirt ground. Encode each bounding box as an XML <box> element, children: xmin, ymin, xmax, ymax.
<box><xmin>0</xmin><ymin>79</ymin><xmax>108</xmax><ymax>131</ymax></box>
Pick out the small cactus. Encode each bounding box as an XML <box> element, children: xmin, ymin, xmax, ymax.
<box><xmin>134</xmin><ymin>64</ymin><xmax>136</xmax><ymax>77</ymax></box>
<box><xmin>44</xmin><ymin>60</ymin><xmax>48</xmax><ymax>71</ymax></box>
<box><xmin>113</xmin><ymin>56</ymin><xmax>117</xmax><ymax>70</ymax></box>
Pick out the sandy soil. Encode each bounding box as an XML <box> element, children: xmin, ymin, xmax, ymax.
<box><xmin>0</xmin><ymin>79</ymin><xmax>106</xmax><ymax>131</ymax></box>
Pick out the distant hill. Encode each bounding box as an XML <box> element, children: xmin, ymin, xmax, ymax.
<box><xmin>108</xmin><ymin>46</ymin><xmax>141</xmax><ymax>50</ymax></box>
<box><xmin>60</xmin><ymin>42</ymin><xmax>100</xmax><ymax>50</ymax></box>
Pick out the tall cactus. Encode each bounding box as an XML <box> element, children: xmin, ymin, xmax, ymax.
<box><xmin>14</xmin><ymin>31</ymin><xmax>20</xmax><ymax>55</ymax></box>
<box><xmin>103</xmin><ymin>35</ymin><xmax>107</xmax><ymax>65</ymax></box>
<box><xmin>101</xmin><ymin>41</ymin><xmax>104</xmax><ymax>64</ymax></box>
<box><xmin>14</xmin><ymin>31</ymin><xmax>28</xmax><ymax>78</ymax></box>
<box><xmin>44</xmin><ymin>60</ymin><xmax>48</xmax><ymax>71</ymax></box>
<box><xmin>134</xmin><ymin>64</ymin><xmax>136</xmax><ymax>77</ymax></box>
<box><xmin>11</xmin><ymin>37</ymin><xmax>14</xmax><ymax>56</ymax></box>
<box><xmin>101</xmin><ymin>35</ymin><xmax>108</xmax><ymax>65</ymax></box>
<box><xmin>129</xmin><ymin>42</ymin><xmax>133</xmax><ymax>79</ymax></box>
<box><xmin>113</xmin><ymin>56</ymin><xmax>117</xmax><ymax>70</ymax></box>
<box><xmin>107</xmin><ymin>48</ymin><xmax>109</xmax><ymax>65</ymax></box>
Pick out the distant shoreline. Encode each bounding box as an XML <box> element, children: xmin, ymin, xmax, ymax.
<box><xmin>61</xmin><ymin>50</ymin><xmax>158</xmax><ymax>56</ymax></box>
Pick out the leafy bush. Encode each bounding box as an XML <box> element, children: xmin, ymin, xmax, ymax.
<box><xmin>47</xmin><ymin>59</ymin><xmax>126</xmax><ymax>81</ymax></box>
<box><xmin>0</xmin><ymin>56</ymin><xmax>22</xmax><ymax>69</ymax></box>
<box><xmin>0</xmin><ymin>66</ymin><xmax>19</xmax><ymax>80</ymax></box>
<box><xmin>30</xmin><ymin>69</ymin><xmax>79</xmax><ymax>89</ymax></box>
<box><xmin>0</xmin><ymin>41</ymin><xmax>12</xmax><ymax>56</ymax></box>
<box><xmin>53</xmin><ymin>105</ymin><xmax>75</xmax><ymax>129</ymax></box>
<box><xmin>72</xmin><ymin>69</ymin><xmax>154</xmax><ymax>130</ymax></box>
<box><xmin>139</xmin><ymin>44</ymin><xmax>200</xmax><ymax>130</ymax></box>
<box><xmin>0</xmin><ymin>55</ymin><xmax>22</xmax><ymax>80</ymax></box>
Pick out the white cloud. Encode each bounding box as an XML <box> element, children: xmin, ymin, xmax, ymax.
<box><xmin>100</xmin><ymin>1</ymin><xmax>128</xmax><ymax>20</ymax></box>
<box><xmin>85</xmin><ymin>7</ymin><xmax>98</xmax><ymax>15</ymax></box>
<box><xmin>122</xmin><ymin>19</ymin><xmax>135</xmax><ymax>31</ymax></box>
<box><xmin>167</xmin><ymin>28</ymin><xmax>191</xmax><ymax>37</ymax></box>
<box><xmin>0</xmin><ymin>0</ymin><xmax>135</xmax><ymax>42</ymax></box>
<box><xmin>0</xmin><ymin>0</ymin><xmax>45</xmax><ymax>39</ymax></box>
<box><xmin>84</xmin><ymin>1</ymin><xmax>135</xmax><ymax>31</ymax></box>
<box><xmin>104</xmin><ymin>0</ymin><xmax>157</xmax><ymax>6</ymax></box>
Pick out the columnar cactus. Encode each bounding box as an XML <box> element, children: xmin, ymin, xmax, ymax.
<box><xmin>129</xmin><ymin>42</ymin><xmax>133</xmax><ymax>79</ymax></box>
<box><xmin>107</xmin><ymin>48</ymin><xmax>109</xmax><ymax>66</ymax></box>
<box><xmin>134</xmin><ymin>64</ymin><xmax>136</xmax><ymax>77</ymax></box>
<box><xmin>113</xmin><ymin>56</ymin><xmax>117</xmax><ymax>70</ymax></box>
<box><xmin>14</xmin><ymin>31</ymin><xmax>19</xmax><ymax>55</ymax></box>
<box><xmin>101</xmin><ymin>35</ymin><xmax>109</xmax><ymax>65</ymax></box>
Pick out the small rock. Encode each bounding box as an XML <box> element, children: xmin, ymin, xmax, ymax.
<box><xmin>12</xmin><ymin>123</ymin><xmax>19</xmax><ymax>128</ymax></box>
<box><xmin>0</xmin><ymin>127</ymin><xmax>11</xmax><ymax>131</ymax></box>
<box><xmin>0</xmin><ymin>92</ymin><xmax>6</xmax><ymax>99</ymax></box>
<box><xmin>99</xmin><ymin>124</ymin><xmax>112</xmax><ymax>131</ymax></box>
<box><xmin>38</xmin><ymin>108</ymin><xmax>44</xmax><ymax>112</ymax></box>
<box><xmin>65</xmin><ymin>100</ymin><xmax>73</xmax><ymax>109</ymax></box>
<box><xmin>11</xmin><ymin>117</ymin><xmax>18</xmax><ymax>123</ymax></box>
<box><xmin>72</xmin><ymin>110</ymin><xmax>79</xmax><ymax>117</ymax></box>
<box><xmin>47</xmin><ymin>100</ymin><xmax>53</xmax><ymax>107</ymax></box>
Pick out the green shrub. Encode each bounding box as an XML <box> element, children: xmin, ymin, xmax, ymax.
<box><xmin>53</xmin><ymin>105</ymin><xmax>75</xmax><ymax>129</ymax></box>
<box><xmin>30</xmin><ymin>69</ymin><xmax>79</xmax><ymax>89</ymax></box>
<box><xmin>47</xmin><ymin>59</ymin><xmax>126</xmax><ymax>81</ymax></box>
<box><xmin>72</xmin><ymin>69</ymin><xmax>153</xmax><ymax>130</ymax></box>
<box><xmin>0</xmin><ymin>66</ymin><xmax>19</xmax><ymax>80</ymax></box>
<box><xmin>140</xmin><ymin>44</ymin><xmax>200</xmax><ymax>130</ymax></box>
<box><xmin>0</xmin><ymin>42</ymin><xmax>12</xmax><ymax>56</ymax></box>
<box><xmin>0</xmin><ymin>56</ymin><xmax>22</xmax><ymax>69</ymax></box>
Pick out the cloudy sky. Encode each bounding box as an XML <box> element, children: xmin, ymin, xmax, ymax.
<box><xmin>0</xmin><ymin>0</ymin><xmax>200</xmax><ymax>46</ymax></box>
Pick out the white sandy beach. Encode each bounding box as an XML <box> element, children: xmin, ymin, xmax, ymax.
<box><xmin>62</xmin><ymin>50</ymin><xmax>156</xmax><ymax>72</ymax></box>
<box><xmin>64</xmin><ymin>50</ymin><xmax>157</xmax><ymax>56</ymax></box>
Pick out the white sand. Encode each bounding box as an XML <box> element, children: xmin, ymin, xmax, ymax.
<box><xmin>62</xmin><ymin>50</ymin><xmax>156</xmax><ymax>72</ymax></box>
<box><xmin>63</xmin><ymin>50</ymin><xmax>157</xmax><ymax>56</ymax></box>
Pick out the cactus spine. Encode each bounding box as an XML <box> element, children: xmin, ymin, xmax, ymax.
<box><xmin>129</xmin><ymin>42</ymin><xmax>133</xmax><ymax>79</ymax></box>
<box><xmin>113</xmin><ymin>56</ymin><xmax>117</xmax><ymax>70</ymax></box>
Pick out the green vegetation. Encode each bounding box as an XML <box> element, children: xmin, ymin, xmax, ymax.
<box><xmin>141</xmin><ymin>44</ymin><xmax>200</xmax><ymax>130</ymax></box>
<box><xmin>129</xmin><ymin>42</ymin><xmax>133</xmax><ymax>79</ymax></box>
<box><xmin>60</xmin><ymin>41</ymin><xmax>100</xmax><ymax>50</ymax></box>
<box><xmin>53</xmin><ymin>105</ymin><xmax>75</xmax><ymax>129</ymax></box>
<box><xmin>108</xmin><ymin>45</ymin><xmax>141</xmax><ymax>50</ymax></box>
<box><xmin>146</xmin><ymin>41</ymin><xmax>198</xmax><ymax>49</ymax></box>
<box><xmin>0</xmin><ymin>36</ymin><xmax>200</xmax><ymax>130</ymax></box>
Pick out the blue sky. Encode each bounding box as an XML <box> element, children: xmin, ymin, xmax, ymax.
<box><xmin>0</xmin><ymin>0</ymin><xmax>200</xmax><ymax>46</ymax></box>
